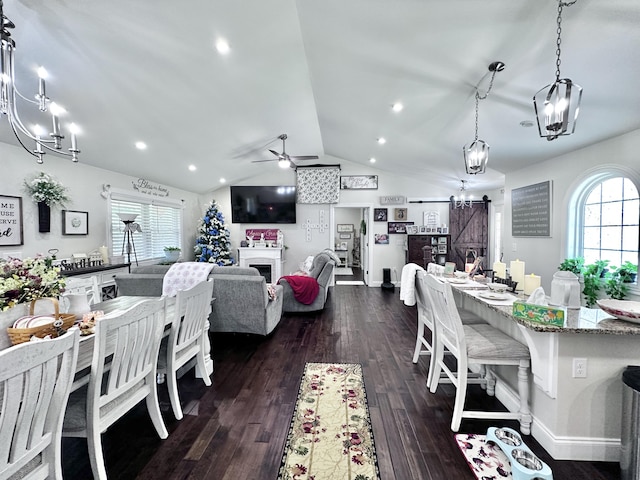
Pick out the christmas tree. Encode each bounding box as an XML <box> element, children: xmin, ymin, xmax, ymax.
<box><xmin>194</xmin><ymin>200</ymin><xmax>234</xmax><ymax>265</ymax></box>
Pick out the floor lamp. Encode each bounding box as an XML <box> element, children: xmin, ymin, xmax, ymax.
<box><xmin>118</xmin><ymin>213</ymin><xmax>141</xmax><ymax>266</ymax></box>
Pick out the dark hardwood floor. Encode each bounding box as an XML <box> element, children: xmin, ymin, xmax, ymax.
<box><xmin>62</xmin><ymin>284</ymin><xmax>621</xmax><ymax>479</ymax></box>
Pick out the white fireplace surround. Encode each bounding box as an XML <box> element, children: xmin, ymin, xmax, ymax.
<box><xmin>237</xmin><ymin>247</ymin><xmax>283</xmax><ymax>282</ymax></box>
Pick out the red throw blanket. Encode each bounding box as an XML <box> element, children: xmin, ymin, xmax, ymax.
<box><xmin>279</xmin><ymin>275</ymin><xmax>320</xmax><ymax>305</ymax></box>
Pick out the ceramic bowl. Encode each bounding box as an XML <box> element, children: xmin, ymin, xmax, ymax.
<box><xmin>487</xmin><ymin>282</ymin><xmax>508</xmax><ymax>293</ymax></box>
<box><xmin>453</xmin><ymin>271</ymin><xmax>468</xmax><ymax>279</ymax></box>
<box><xmin>596</xmin><ymin>299</ymin><xmax>640</xmax><ymax>324</ymax></box>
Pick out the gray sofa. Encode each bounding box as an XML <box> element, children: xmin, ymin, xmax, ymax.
<box><xmin>278</xmin><ymin>251</ymin><xmax>336</xmax><ymax>313</ymax></box>
<box><xmin>114</xmin><ymin>264</ymin><xmax>283</xmax><ymax>336</ymax></box>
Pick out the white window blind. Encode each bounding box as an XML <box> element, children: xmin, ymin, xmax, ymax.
<box><xmin>110</xmin><ymin>196</ymin><xmax>182</xmax><ymax>262</ymax></box>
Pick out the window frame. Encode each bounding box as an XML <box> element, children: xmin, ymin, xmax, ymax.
<box><xmin>567</xmin><ymin>166</ymin><xmax>640</xmax><ymax>295</ymax></box>
<box><xmin>107</xmin><ymin>187</ymin><xmax>184</xmax><ymax>264</ymax></box>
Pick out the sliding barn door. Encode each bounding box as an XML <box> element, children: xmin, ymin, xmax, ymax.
<box><xmin>449</xmin><ymin>203</ymin><xmax>489</xmax><ymax>271</ymax></box>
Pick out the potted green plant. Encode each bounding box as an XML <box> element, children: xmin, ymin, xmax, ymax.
<box><xmin>558</xmin><ymin>257</ymin><xmax>584</xmax><ymax>275</ymax></box>
<box><xmin>163</xmin><ymin>246</ymin><xmax>181</xmax><ymax>263</ymax></box>
<box><xmin>618</xmin><ymin>261</ymin><xmax>638</xmax><ymax>283</ymax></box>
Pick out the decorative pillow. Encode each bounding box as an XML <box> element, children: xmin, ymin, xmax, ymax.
<box><xmin>299</xmin><ymin>255</ymin><xmax>315</xmax><ymax>273</ymax></box>
<box><xmin>321</xmin><ymin>248</ymin><xmax>341</xmax><ymax>266</ymax></box>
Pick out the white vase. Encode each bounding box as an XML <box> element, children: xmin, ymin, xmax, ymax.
<box><xmin>62</xmin><ymin>293</ymin><xmax>91</xmax><ymax>319</ymax></box>
<box><xmin>164</xmin><ymin>251</ymin><xmax>180</xmax><ymax>262</ymax></box>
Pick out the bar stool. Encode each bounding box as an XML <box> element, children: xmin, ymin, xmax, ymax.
<box><xmin>424</xmin><ymin>273</ymin><xmax>532</xmax><ymax>434</ymax></box>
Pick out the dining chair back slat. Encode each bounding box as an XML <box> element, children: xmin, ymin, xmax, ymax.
<box><xmin>0</xmin><ymin>329</ymin><xmax>79</xmax><ymax>480</ymax></box>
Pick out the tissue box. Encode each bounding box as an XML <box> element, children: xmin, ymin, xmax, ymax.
<box><xmin>512</xmin><ymin>301</ymin><xmax>565</xmax><ymax>327</ymax></box>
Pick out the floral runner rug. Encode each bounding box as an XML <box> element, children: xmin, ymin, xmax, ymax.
<box><xmin>277</xmin><ymin>363</ymin><xmax>380</xmax><ymax>480</ymax></box>
<box><xmin>455</xmin><ymin>433</ymin><xmax>513</xmax><ymax>479</ymax></box>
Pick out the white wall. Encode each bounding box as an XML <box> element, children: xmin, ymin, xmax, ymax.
<box><xmin>503</xmin><ymin>128</ymin><xmax>640</xmax><ymax>300</ymax></box>
<box><xmin>207</xmin><ymin>154</ymin><xmax>499</xmax><ymax>284</ymax></box>
<box><xmin>0</xmin><ymin>142</ymin><xmax>201</xmax><ymax>261</ymax></box>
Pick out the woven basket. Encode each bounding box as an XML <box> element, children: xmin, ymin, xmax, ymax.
<box><xmin>6</xmin><ymin>298</ymin><xmax>76</xmax><ymax>345</ymax></box>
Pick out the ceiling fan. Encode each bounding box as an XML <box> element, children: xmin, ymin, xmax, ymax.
<box><xmin>251</xmin><ymin>134</ymin><xmax>318</xmax><ymax>169</ymax></box>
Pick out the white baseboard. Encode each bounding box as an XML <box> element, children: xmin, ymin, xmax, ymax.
<box><xmin>493</xmin><ymin>374</ymin><xmax>620</xmax><ymax>462</ymax></box>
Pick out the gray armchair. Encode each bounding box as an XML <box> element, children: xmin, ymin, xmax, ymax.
<box><xmin>208</xmin><ymin>266</ymin><xmax>283</xmax><ymax>335</ymax></box>
<box><xmin>279</xmin><ymin>252</ymin><xmax>335</xmax><ymax>313</ymax></box>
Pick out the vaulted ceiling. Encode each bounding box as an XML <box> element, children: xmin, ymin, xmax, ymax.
<box><xmin>4</xmin><ymin>0</ymin><xmax>640</xmax><ymax>194</ymax></box>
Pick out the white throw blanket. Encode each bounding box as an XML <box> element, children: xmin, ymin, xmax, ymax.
<box><xmin>399</xmin><ymin>263</ymin><xmax>425</xmax><ymax>306</ymax></box>
<box><xmin>162</xmin><ymin>262</ymin><xmax>215</xmax><ymax>297</ymax></box>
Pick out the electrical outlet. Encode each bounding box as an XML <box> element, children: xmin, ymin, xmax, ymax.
<box><xmin>512</xmin><ymin>242</ymin><xmax>517</xmax><ymax>252</ymax></box>
<box><xmin>572</xmin><ymin>358</ymin><xmax>587</xmax><ymax>378</ymax></box>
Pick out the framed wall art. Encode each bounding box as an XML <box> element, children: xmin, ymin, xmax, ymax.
<box><xmin>339</xmin><ymin>233</ymin><xmax>351</xmax><ymax>239</ymax></box>
<box><xmin>394</xmin><ymin>208</ymin><xmax>407</xmax><ymax>220</ymax></box>
<box><xmin>340</xmin><ymin>175</ymin><xmax>378</xmax><ymax>190</ymax></box>
<box><xmin>337</xmin><ymin>224</ymin><xmax>354</xmax><ymax>233</ymax></box>
<box><xmin>387</xmin><ymin>221</ymin><xmax>414</xmax><ymax>234</ymax></box>
<box><xmin>0</xmin><ymin>195</ymin><xmax>23</xmax><ymax>246</ymax></box>
<box><xmin>374</xmin><ymin>233</ymin><xmax>389</xmax><ymax>245</ymax></box>
<box><xmin>62</xmin><ymin>210</ymin><xmax>89</xmax><ymax>235</ymax></box>
<box><xmin>374</xmin><ymin>208</ymin><xmax>388</xmax><ymax>222</ymax></box>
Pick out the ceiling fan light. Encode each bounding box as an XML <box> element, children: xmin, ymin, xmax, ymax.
<box><xmin>463</xmin><ymin>139</ymin><xmax>489</xmax><ymax>175</ymax></box>
<box><xmin>533</xmin><ymin>78</ymin><xmax>582</xmax><ymax>141</ymax></box>
<box><xmin>278</xmin><ymin>158</ymin><xmax>290</xmax><ymax>169</ymax></box>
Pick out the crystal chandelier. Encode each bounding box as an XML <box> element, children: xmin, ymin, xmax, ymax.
<box><xmin>533</xmin><ymin>0</ymin><xmax>582</xmax><ymax>141</ymax></box>
<box><xmin>0</xmin><ymin>1</ymin><xmax>80</xmax><ymax>163</ymax></box>
<box><xmin>463</xmin><ymin>61</ymin><xmax>504</xmax><ymax>175</ymax></box>
<box><xmin>452</xmin><ymin>180</ymin><xmax>473</xmax><ymax>209</ymax></box>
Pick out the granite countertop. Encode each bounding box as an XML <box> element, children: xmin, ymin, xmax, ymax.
<box><xmin>451</xmin><ymin>281</ymin><xmax>640</xmax><ymax>336</ymax></box>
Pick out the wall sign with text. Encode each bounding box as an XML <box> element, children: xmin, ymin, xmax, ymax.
<box><xmin>0</xmin><ymin>195</ymin><xmax>23</xmax><ymax>246</ymax></box>
<box><xmin>511</xmin><ymin>181</ymin><xmax>552</xmax><ymax>237</ymax></box>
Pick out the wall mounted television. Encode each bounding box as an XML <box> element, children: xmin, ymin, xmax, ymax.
<box><xmin>230</xmin><ymin>185</ymin><xmax>297</xmax><ymax>224</ymax></box>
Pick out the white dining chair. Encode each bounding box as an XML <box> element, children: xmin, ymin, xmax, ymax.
<box><xmin>63</xmin><ymin>275</ymin><xmax>102</xmax><ymax>304</ymax></box>
<box><xmin>62</xmin><ymin>297</ymin><xmax>168</xmax><ymax>480</ymax></box>
<box><xmin>0</xmin><ymin>328</ymin><xmax>80</xmax><ymax>480</ymax></box>
<box><xmin>157</xmin><ymin>279</ymin><xmax>214</xmax><ymax>420</ymax></box>
<box><xmin>424</xmin><ymin>273</ymin><xmax>532</xmax><ymax>434</ymax></box>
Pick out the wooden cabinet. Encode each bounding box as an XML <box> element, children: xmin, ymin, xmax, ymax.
<box><xmin>406</xmin><ymin>234</ymin><xmax>451</xmax><ymax>267</ymax></box>
<box><xmin>62</xmin><ymin>263</ymin><xmax>130</xmax><ymax>300</ymax></box>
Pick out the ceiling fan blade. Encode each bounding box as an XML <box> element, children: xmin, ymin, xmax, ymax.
<box><xmin>289</xmin><ymin>155</ymin><xmax>319</xmax><ymax>161</ymax></box>
<box><xmin>251</xmin><ymin>159</ymin><xmax>277</xmax><ymax>163</ymax></box>
<box><xmin>268</xmin><ymin>149</ymin><xmax>284</xmax><ymax>158</ymax></box>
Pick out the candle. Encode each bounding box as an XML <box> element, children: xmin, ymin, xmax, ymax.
<box><xmin>493</xmin><ymin>261</ymin><xmax>506</xmax><ymax>279</ymax></box>
<box><xmin>510</xmin><ymin>259</ymin><xmax>525</xmax><ymax>291</ymax></box>
<box><xmin>465</xmin><ymin>263</ymin><xmax>474</xmax><ymax>273</ymax></box>
<box><xmin>99</xmin><ymin>246</ymin><xmax>109</xmax><ymax>264</ymax></box>
<box><xmin>524</xmin><ymin>273</ymin><xmax>541</xmax><ymax>295</ymax></box>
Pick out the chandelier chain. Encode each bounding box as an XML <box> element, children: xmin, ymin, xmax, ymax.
<box><xmin>555</xmin><ymin>0</ymin><xmax>577</xmax><ymax>80</ymax></box>
<box><xmin>473</xmin><ymin>65</ymin><xmax>499</xmax><ymax>141</ymax></box>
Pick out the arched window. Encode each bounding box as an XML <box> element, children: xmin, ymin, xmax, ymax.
<box><xmin>569</xmin><ymin>170</ymin><xmax>639</xmax><ymax>282</ymax></box>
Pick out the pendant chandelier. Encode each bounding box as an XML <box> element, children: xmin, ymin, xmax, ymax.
<box><xmin>463</xmin><ymin>61</ymin><xmax>504</xmax><ymax>175</ymax></box>
<box><xmin>0</xmin><ymin>1</ymin><xmax>80</xmax><ymax>163</ymax></box>
<box><xmin>533</xmin><ymin>0</ymin><xmax>582</xmax><ymax>141</ymax></box>
<box><xmin>452</xmin><ymin>180</ymin><xmax>473</xmax><ymax>209</ymax></box>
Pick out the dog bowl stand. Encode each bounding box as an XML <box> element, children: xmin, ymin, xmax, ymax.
<box><xmin>486</xmin><ymin>427</ymin><xmax>553</xmax><ymax>480</ymax></box>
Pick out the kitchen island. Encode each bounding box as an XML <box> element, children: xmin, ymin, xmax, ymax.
<box><xmin>451</xmin><ymin>281</ymin><xmax>640</xmax><ymax>462</ymax></box>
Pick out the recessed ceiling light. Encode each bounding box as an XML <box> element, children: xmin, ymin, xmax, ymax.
<box><xmin>391</xmin><ymin>102</ymin><xmax>403</xmax><ymax>112</ymax></box>
<box><xmin>135</xmin><ymin>141</ymin><xmax>147</xmax><ymax>150</ymax></box>
<box><xmin>520</xmin><ymin>120</ymin><xmax>535</xmax><ymax>128</ymax></box>
<box><xmin>188</xmin><ymin>165</ymin><xmax>197</xmax><ymax>171</ymax></box>
<box><xmin>369</xmin><ymin>157</ymin><xmax>376</xmax><ymax>163</ymax></box>
<box><xmin>377</xmin><ymin>137</ymin><xmax>386</xmax><ymax>145</ymax></box>
<box><xmin>219</xmin><ymin>178</ymin><xmax>226</xmax><ymax>183</ymax></box>
<box><xmin>216</xmin><ymin>38</ymin><xmax>230</xmax><ymax>55</ymax></box>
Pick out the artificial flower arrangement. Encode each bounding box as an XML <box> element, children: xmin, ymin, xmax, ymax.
<box><xmin>23</xmin><ymin>171</ymin><xmax>69</xmax><ymax>206</ymax></box>
<box><xmin>0</xmin><ymin>256</ymin><xmax>66</xmax><ymax>311</ymax></box>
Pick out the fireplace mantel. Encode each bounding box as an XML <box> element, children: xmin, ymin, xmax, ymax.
<box><xmin>237</xmin><ymin>247</ymin><xmax>283</xmax><ymax>282</ymax></box>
